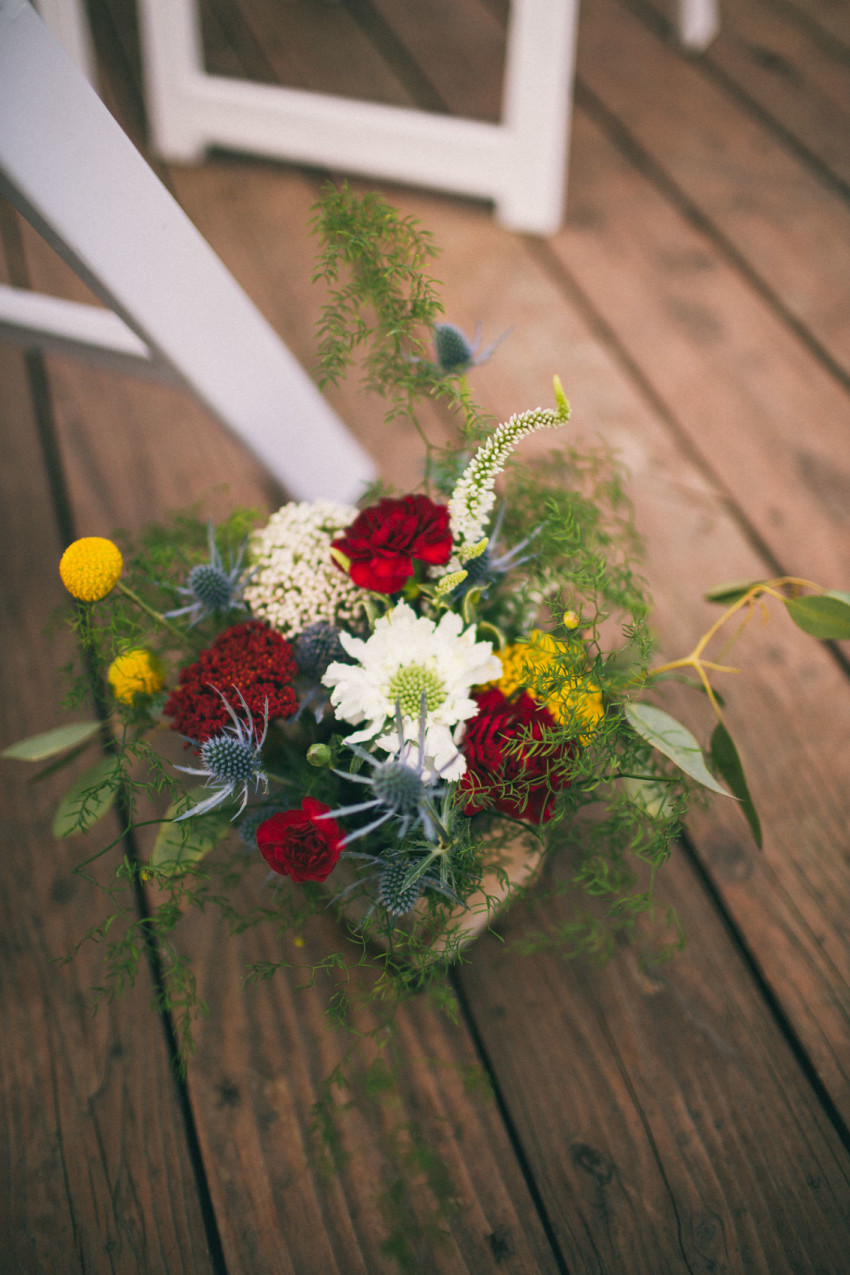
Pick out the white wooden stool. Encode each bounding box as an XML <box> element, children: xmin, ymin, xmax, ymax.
<box><xmin>135</xmin><ymin>0</ymin><xmax>719</xmax><ymax>238</ymax></box>
<box><xmin>0</xmin><ymin>0</ymin><xmax>376</xmax><ymax>503</ymax></box>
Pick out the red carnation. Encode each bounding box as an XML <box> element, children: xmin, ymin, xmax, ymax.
<box><xmin>459</xmin><ymin>687</ymin><xmax>574</xmax><ymax>824</ymax></box>
<box><xmin>164</xmin><ymin>620</ymin><xmax>297</xmax><ymax>743</ymax></box>
<box><xmin>332</xmin><ymin>494</ymin><xmax>452</xmax><ymax>594</ymax></box>
<box><xmin>256</xmin><ymin>798</ymin><xmax>344</xmax><ymax>883</ymax></box>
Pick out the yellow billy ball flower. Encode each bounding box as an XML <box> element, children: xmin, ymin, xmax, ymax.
<box><xmin>59</xmin><ymin>537</ymin><xmax>123</xmax><ymax>601</ymax></box>
<box><xmin>107</xmin><ymin>649</ymin><xmax>165</xmax><ymax>703</ymax></box>
<box><xmin>492</xmin><ymin>630</ymin><xmax>603</xmax><ymax>734</ymax></box>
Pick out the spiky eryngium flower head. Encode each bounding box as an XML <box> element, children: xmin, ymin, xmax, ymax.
<box><xmin>294</xmin><ymin>621</ymin><xmax>349</xmax><ymax>680</ymax></box>
<box><xmin>317</xmin><ymin>698</ymin><xmax>448</xmax><ymax>847</ymax></box>
<box><xmin>378</xmin><ymin>859</ymin><xmax>423</xmax><ymax>916</ymax></box>
<box><xmin>164</xmin><ymin>520</ymin><xmax>249</xmax><ymax>627</ymax></box>
<box><xmin>446</xmin><ymin>377</ymin><xmax>570</xmax><ymax>557</ymax></box>
<box><xmin>431</xmin><ymin>321</ymin><xmax>510</xmax><ymax>374</ymax></box>
<box><xmin>173</xmin><ymin>686</ymin><xmax>268</xmax><ymax>821</ymax></box>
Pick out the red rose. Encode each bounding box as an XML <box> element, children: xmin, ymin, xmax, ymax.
<box><xmin>459</xmin><ymin>688</ymin><xmax>574</xmax><ymax>824</ymax></box>
<box><xmin>332</xmin><ymin>494</ymin><xmax>452</xmax><ymax>594</ymax></box>
<box><xmin>256</xmin><ymin>798</ymin><xmax>344</xmax><ymax>883</ymax></box>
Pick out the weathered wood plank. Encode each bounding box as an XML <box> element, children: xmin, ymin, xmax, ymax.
<box><xmin>15</xmin><ymin>182</ymin><xmax>564</xmax><ymax>1274</ymax></box>
<box><xmin>555</xmin><ymin>103</ymin><xmax>850</xmax><ymax>586</ymax></box>
<box><xmin>0</xmin><ymin>333</ymin><xmax>214</xmax><ymax>1271</ymax></box>
<box><xmin>461</xmin><ymin>849</ymin><xmax>850</xmax><ymax>1275</ymax></box>
<box><xmin>201</xmin><ymin>0</ymin><xmax>417</xmax><ymax>104</ymax></box>
<box><xmin>164</xmin><ymin>161</ymin><xmax>850</xmax><ymax>1261</ymax></box>
<box><xmin>673</xmin><ymin>0</ymin><xmax>850</xmax><ymax>191</ymax></box>
<box><xmin>780</xmin><ymin>0</ymin><xmax>850</xmax><ymax>52</ymax></box>
<box><xmin>578</xmin><ymin>0</ymin><xmax>850</xmax><ymax>385</ymax></box>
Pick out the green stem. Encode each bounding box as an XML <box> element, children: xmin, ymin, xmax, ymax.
<box><xmin>117</xmin><ymin>582</ymin><xmax>187</xmax><ymax>640</ymax></box>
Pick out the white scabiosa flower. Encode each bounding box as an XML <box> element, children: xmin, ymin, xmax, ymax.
<box><xmin>244</xmin><ymin>500</ymin><xmax>365</xmax><ymax>639</ymax></box>
<box><xmin>322</xmin><ymin>601</ymin><xmax>501</xmax><ymax>780</ymax></box>
<box><xmin>446</xmin><ymin>376</ymin><xmax>570</xmax><ymax>565</ymax></box>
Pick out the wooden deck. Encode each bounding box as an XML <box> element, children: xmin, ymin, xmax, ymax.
<box><xmin>2</xmin><ymin>0</ymin><xmax>850</xmax><ymax>1270</ymax></box>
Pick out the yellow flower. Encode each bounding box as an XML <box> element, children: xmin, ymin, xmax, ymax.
<box><xmin>492</xmin><ymin>630</ymin><xmax>603</xmax><ymax>733</ymax></box>
<box><xmin>59</xmin><ymin>537</ymin><xmax>123</xmax><ymax>601</ymax></box>
<box><xmin>107</xmin><ymin>649</ymin><xmax>165</xmax><ymax>703</ymax></box>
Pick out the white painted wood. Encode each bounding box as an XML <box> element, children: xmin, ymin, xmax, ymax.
<box><xmin>137</xmin><ymin>0</ymin><xmax>579</xmax><ymax>236</ymax></box>
<box><xmin>0</xmin><ymin>284</ymin><xmax>181</xmax><ymax>380</ymax></box>
<box><xmin>678</xmin><ymin>0</ymin><xmax>720</xmax><ymax>50</ymax></box>
<box><xmin>32</xmin><ymin>0</ymin><xmax>95</xmax><ymax>83</ymax></box>
<box><xmin>0</xmin><ymin>0</ymin><xmax>376</xmax><ymax>503</ymax></box>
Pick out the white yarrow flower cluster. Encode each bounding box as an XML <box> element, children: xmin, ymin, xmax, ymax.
<box><xmin>244</xmin><ymin>500</ymin><xmax>364</xmax><ymax>639</ymax></box>
<box><xmin>447</xmin><ymin>376</ymin><xmax>570</xmax><ymax>564</ymax></box>
<box><xmin>322</xmin><ymin>601</ymin><xmax>502</xmax><ymax>780</ymax></box>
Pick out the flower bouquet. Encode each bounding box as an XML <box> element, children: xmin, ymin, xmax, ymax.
<box><xmin>6</xmin><ymin>186</ymin><xmax>850</xmax><ymax>1051</ymax></box>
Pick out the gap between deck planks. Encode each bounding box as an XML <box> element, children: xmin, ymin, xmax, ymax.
<box><xmin>5</xmin><ymin>0</ymin><xmax>850</xmax><ymax>1269</ymax></box>
<box><xmin>0</xmin><ymin>338</ymin><xmax>217</xmax><ymax>1267</ymax></box>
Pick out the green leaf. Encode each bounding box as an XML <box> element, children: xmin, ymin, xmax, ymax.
<box><xmin>150</xmin><ymin>789</ymin><xmax>230</xmax><ymax>875</ymax></box>
<box><xmin>624</xmin><ymin>703</ymin><xmax>731</xmax><ymax>797</ymax></box>
<box><xmin>52</xmin><ymin>755</ymin><xmax>120</xmax><ymax>837</ymax></box>
<box><xmin>710</xmin><ymin>722</ymin><xmax>762</xmax><ymax>849</ymax></box>
<box><xmin>704</xmin><ymin>580</ymin><xmax>764</xmax><ymax>605</ymax></box>
<box><xmin>2</xmin><ymin>719</ymin><xmax>101</xmax><ymax>762</ymax></box>
<box><xmin>784</xmin><ymin>592</ymin><xmax>850</xmax><ymax>640</ymax></box>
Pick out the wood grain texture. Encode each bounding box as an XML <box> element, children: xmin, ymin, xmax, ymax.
<box><xmin>6</xmin><ymin>0</ymin><xmax>850</xmax><ymax>1270</ymax></box>
<box><xmin>13</xmin><ymin>164</ymin><xmax>563</xmax><ymax>1275</ymax></box>
<box><xmin>674</xmin><ymin>0</ymin><xmax>850</xmax><ymax>189</ymax></box>
<box><xmin>579</xmin><ymin>0</ymin><xmax>850</xmax><ymax>383</ymax></box>
<box><xmin>0</xmin><ymin>341</ymin><xmax>213</xmax><ymax>1273</ymax></box>
<box><xmin>460</xmin><ymin>849</ymin><xmax>850</xmax><ymax>1275</ymax></box>
<box><xmin>357</xmin><ymin>187</ymin><xmax>850</xmax><ymax>1133</ymax></box>
<box><xmin>773</xmin><ymin>0</ymin><xmax>850</xmax><ymax>54</ymax></box>
<box><xmin>554</xmin><ymin>105</ymin><xmax>850</xmax><ymax>586</ymax></box>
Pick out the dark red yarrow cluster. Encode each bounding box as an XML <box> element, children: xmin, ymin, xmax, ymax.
<box><xmin>332</xmin><ymin>494</ymin><xmax>452</xmax><ymax>595</ymax></box>
<box><xmin>459</xmin><ymin>688</ymin><xmax>574</xmax><ymax>824</ymax></box>
<box><xmin>164</xmin><ymin>620</ymin><xmax>297</xmax><ymax>743</ymax></box>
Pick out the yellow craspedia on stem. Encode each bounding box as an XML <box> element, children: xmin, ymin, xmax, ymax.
<box><xmin>59</xmin><ymin>537</ymin><xmax>123</xmax><ymax>601</ymax></box>
<box><xmin>107</xmin><ymin>649</ymin><xmax>165</xmax><ymax>703</ymax></box>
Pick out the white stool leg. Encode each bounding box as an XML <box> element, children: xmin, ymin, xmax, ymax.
<box><xmin>136</xmin><ymin>0</ymin><xmax>578</xmax><ymax>236</ymax></box>
<box><xmin>0</xmin><ymin>0</ymin><xmax>376</xmax><ymax>504</ymax></box>
<box><xmin>678</xmin><ymin>0</ymin><xmax>720</xmax><ymax>51</ymax></box>
<box><xmin>497</xmin><ymin>0</ymin><xmax>579</xmax><ymax>234</ymax></box>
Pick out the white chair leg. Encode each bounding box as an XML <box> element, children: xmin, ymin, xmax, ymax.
<box><xmin>677</xmin><ymin>0</ymin><xmax>720</xmax><ymax>51</ymax></box>
<box><xmin>31</xmin><ymin>0</ymin><xmax>96</xmax><ymax>83</ymax></box>
<box><xmin>0</xmin><ymin>0</ymin><xmax>376</xmax><ymax>504</ymax></box>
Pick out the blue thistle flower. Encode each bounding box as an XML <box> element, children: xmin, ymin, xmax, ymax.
<box><xmin>377</xmin><ymin>859</ymin><xmax>423</xmax><ymax>916</ymax></box>
<box><xmin>451</xmin><ymin>504</ymin><xmax>540</xmax><ymax>601</ymax></box>
<box><xmin>432</xmin><ymin>321</ymin><xmax>510</xmax><ymax>374</ymax></box>
<box><xmin>294</xmin><ymin>621</ymin><xmax>349</xmax><ymax>681</ymax></box>
<box><xmin>318</xmin><ymin>697</ymin><xmax>448</xmax><ymax>847</ymax></box>
<box><xmin>165</xmin><ymin>521</ymin><xmax>251</xmax><ymax>627</ymax></box>
<box><xmin>174</xmin><ymin>687</ymin><xmax>268</xmax><ymax>820</ymax></box>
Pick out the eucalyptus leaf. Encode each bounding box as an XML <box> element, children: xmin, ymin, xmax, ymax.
<box><xmin>704</xmin><ymin>580</ymin><xmax>764</xmax><ymax>605</ymax></box>
<box><xmin>52</xmin><ymin>754</ymin><xmax>120</xmax><ymax>837</ymax></box>
<box><xmin>624</xmin><ymin>703</ymin><xmax>732</xmax><ymax>797</ymax></box>
<box><xmin>710</xmin><ymin>722</ymin><xmax>762</xmax><ymax>849</ymax></box>
<box><xmin>784</xmin><ymin>593</ymin><xmax>850</xmax><ymax>640</ymax></box>
<box><xmin>3</xmin><ymin>719</ymin><xmax>101</xmax><ymax>762</ymax></box>
<box><xmin>150</xmin><ymin>789</ymin><xmax>230</xmax><ymax>875</ymax></box>
<box><xmin>621</xmin><ymin>776</ymin><xmax>672</xmax><ymax>820</ymax></box>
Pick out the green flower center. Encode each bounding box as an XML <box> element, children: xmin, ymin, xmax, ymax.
<box><xmin>386</xmin><ymin>662</ymin><xmax>446</xmax><ymax>719</ymax></box>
